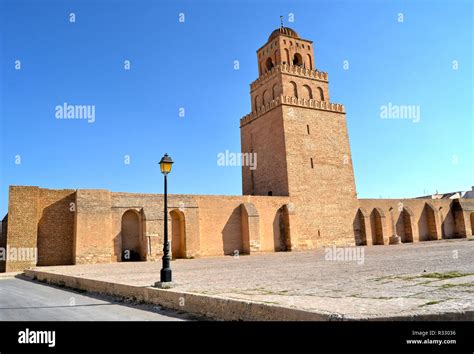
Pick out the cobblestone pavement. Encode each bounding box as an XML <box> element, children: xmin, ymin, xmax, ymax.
<box><xmin>32</xmin><ymin>239</ymin><xmax>474</xmax><ymax>319</ymax></box>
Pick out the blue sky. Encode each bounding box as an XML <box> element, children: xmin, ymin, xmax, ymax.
<box><xmin>0</xmin><ymin>0</ymin><xmax>472</xmax><ymax>216</ymax></box>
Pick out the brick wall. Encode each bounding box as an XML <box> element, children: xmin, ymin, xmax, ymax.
<box><xmin>4</xmin><ymin>186</ymin><xmax>40</xmax><ymax>272</ymax></box>
<box><xmin>37</xmin><ymin>189</ymin><xmax>75</xmax><ymax>266</ymax></box>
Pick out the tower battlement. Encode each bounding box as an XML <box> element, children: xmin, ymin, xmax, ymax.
<box><xmin>250</xmin><ymin>64</ymin><xmax>328</xmax><ymax>92</ymax></box>
<box><xmin>240</xmin><ymin>95</ymin><xmax>345</xmax><ymax>127</ymax></box>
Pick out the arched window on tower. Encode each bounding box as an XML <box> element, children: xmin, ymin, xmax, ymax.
<box><xmin>263</xmin><ymin>90</ymin><xmax>271</xmax><ymax>105</ymax></box>
<box><xmin>317</xmin><ymin>87</ymin><xmax>325</xmax><ymax>101</ymax></box>
<box><xmin>284</xmin><ymin>48</ymin><xmax>290</xmax><ymax>65</ymax></box>
<box><xmin>266</xmin><ymin>57</ymin><xmax>274</xmax><ymax>71</ymax></box>
<box><xmin>272</xmin><ymin>83</ymin><xmax>278</xmax><ymax>99</ymax></box>
<box><xmin>293</xmin><ymin>53</ymin><xmax>303</xmax><ymax>66</ymax></box>
<box><xmin>302</xmin><ymin>85</ymin><xmax>313</xmax><ymax>100</ymax></box>
<box><xmin>290</xmin><ymin>81</ymin><xmax>298</xmax><ymax>98</ymax></box>
<box><xmin>254</xmin><ymin>95</ymin><xmax>260</xmax><ymax>111</ymax></box>
<box><xmin>306</xmin><ymin>54</ymin><xmax>313</xmax><ymax>70</ymax></box>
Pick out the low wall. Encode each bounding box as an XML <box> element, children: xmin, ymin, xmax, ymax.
<box><xmin>356</xmin><ymin>198</ymin><xmax>468</xmax><ymax>245</ymax></box>
<box><xmin>24</xmin><ymin>269</ymin><xmax>329</xmax><ymax>321</ymax></box>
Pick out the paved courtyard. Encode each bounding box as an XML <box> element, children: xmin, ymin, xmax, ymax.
<box><xmin>30</xmin><ymin>239</ymin><xmax>474</xmax><ymax>319</ymax></box>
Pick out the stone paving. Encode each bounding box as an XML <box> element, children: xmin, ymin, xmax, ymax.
<box><xmin>31</xmin><ymin>239</ymin><xmax>474</xmax><ymax>319</ymax></box>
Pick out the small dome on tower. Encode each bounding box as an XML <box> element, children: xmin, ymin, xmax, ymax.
<box><xmin>268</xmin><ymin>27</ymin><xmax>300</xmax><ymax>42</ymax></box>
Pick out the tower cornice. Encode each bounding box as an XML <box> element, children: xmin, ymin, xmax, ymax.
<box><xmin>240</xmin><ymin>95</ymin><xmax>345</xmax><ymax>128</ymax></box>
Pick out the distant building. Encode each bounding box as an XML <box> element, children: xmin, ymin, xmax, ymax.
<box><xmin>416</xmin><ymin>187</ymin><xmax>474</xmax><ymax>200</ymax></box>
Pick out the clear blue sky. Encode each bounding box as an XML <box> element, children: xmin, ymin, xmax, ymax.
<box><xmin>0</xmin><ymin>0</ymin><xmax>472</xmax><ymax>216</ymax></box>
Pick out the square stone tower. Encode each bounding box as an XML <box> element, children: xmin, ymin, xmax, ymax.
<box><xmin>240</xmin><ymin>26</ymin><xmax>358</xmax><ymax>248</ymax></box>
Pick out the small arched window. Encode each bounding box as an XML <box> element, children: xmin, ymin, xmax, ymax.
<box><xmin>266</xmin><ymin>57</ymin><xmax>274</xmax><ymax>71</ymax></box>
<box><xmin>290</xmin><ymin>81</ymin><xmax>298</xmax><ymax>98</ymax></box>
<box><xmin>317</xmin><ymin>87</ymin><xmax>325</xmax><ymax>101</ymax></box>
<box><xmin>272</xmin><ymin>83</ymin><xmax>278</xmax><ymax>99</ymax></box>
<box><xmin>284</xmin><ymin>48</ymin><xmax>290</xmax><ymax>64</ymax></box>
<box><xmin>293</xmin><ymin>53</ymin><xmax>303</xmax><ymax>66</ymax></box>
<box><xmin>306</xmin><ymin>54</ymin><xmax>313</xmax><ymax>70</ymax></box>
<box><xmin>302</xmin><ymin>85</ymin><xmax>313</xmax><ymax>100</ymax></box>
<box><xmin>254</xmin><ymin>95</ymin><xmax>260</xmax><ymax>111</ymax></box>
<box><xmin>263</xmin><ymin>90</ymin><xmax>271</xmax><ymax>105</ymax></box>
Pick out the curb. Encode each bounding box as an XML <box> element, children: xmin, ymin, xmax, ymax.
<box><xmin>23</xmin><ymin>269</ymin><xmax>474</xmax><ymax>321</ymax></box>
<box><xmin>0</xmin><ymin>271</ymin><xmax>23</xmax><ymax>279</ymax></box>
<box><xmin>24</xmin><ymin>269</ymin><xmax>332</xmax><ymax>321</ymax></box>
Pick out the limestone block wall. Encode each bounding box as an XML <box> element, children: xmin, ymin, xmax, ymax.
<box><xmin>4</xmin><ymin>186</ymin><xmax>40</xmax><ymax>272</ymax></box>
<box><xmin>0</xmin><ymin>215</ymin><xmax>8</xmax><ymax>272</ymax></box>
<box><xmin>3</xmin><ymin>186</ymin><xmax>75</xmax><ymax>272</ymax></box>
<box><xmin>74</xmin><ymin>189</ymin><xmax>112</xmax><ymax>264</ymax></box>
<box><xmin>108</xmin><ymin>192</ymin><xmax>200</xmax><ymax>261</ymax></box>
<box><xmin>75</xmin><ymin>192</ymin><xmax>292</xmax><ymax>262</ymax></box>
<box><xmin>193</xmin><ymin>195</ymin><xmax>291</xmax><ymax>256</ymax></box>
<box><xmin>356</xmin><ymin>198</ymin><xmax>467</xmax><ymax>245</ymax></box>
<box><xmin>459</xmin><ymin>200</ymin><xmax>474</xmax><ymax>236</ymax></box>
<box><xmin>37</xmin><ymin>188</ymin><xmax>75</xmax><ymax>266</ymax></box>
<box><xmin>3</xmin><ymin>186</ymin><xmax>472</xmax><ymax>273</ymax></box>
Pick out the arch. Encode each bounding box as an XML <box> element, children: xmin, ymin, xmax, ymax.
<box><xmin>418</xmin><ymin>203</ymin><xmax>438</xmax><ymax>241</ymax></box>
<box><xmin>293</xmin><ymin>53</ymin><xmax>303</xmax><ymax>66</ymax></box>
<box><xmin>370</xmin><ymin>208</ymin><xmax>385</xmax><ymax>245</ymax></box>
<box><xmin>353</xmin><ymin>209</ymin><xmax>367</xmax><ymax>246</ymax></box>
<box><xmin>306</xmin><ymin>54</ymin><xmax>313</xmax><ymax>69</ymax></box>
<box><xmin>170</xmin><ymin>209</ymin><xmax>186</xmax><ymax>259</ymax></box>
<box><xmin>301</xmin><ymin>85</ymin><xmax>313</xmax><ymax>100</ymax></box>
<box><xmin>440</xmin><ymin>205</ymin><xmax>455</xmax><ymax>238</ymax></box>
<box><xmin>254</xmin><ymin>95</ymin><xmax>260</xmax><ymax>111</ymax></box>
<box><xmin>396</xmin><ymin>207</ymin><xmax>414</xmax><ymax>243</ymax></box>
<box><xmin>266</xmin><ymin>57</ymin><xmax>274</xmax><ymax>71</ymax></box>
<box><xmin>289</xmin><ymin>81</ymin><xmax>298</xmax><ymax>98</ymax></box>
<box><xmin>278</xmin><ymin>205</ymin><xmax>292</xmax><ymax>251</ymax></box>
<box><xmin>451</xmin><ymin>200</ymin><xmax>467</xmax><ymax>238</ymax></box>
<box><xmin>316</xmin><ymin>87</ymin><xmax>325</xmax><ymax>101</ymax></box>
<box><xmin>241</xmin><ymin>203</ymin><xmax>260</xmax><ymax>254</ymax></box>
<box><xmin>263</xmin><ymin>90</ymin><xmax>271</xmax><ymax>105</ymax></box>
<box><xmin>121</xmin><ymin>209</ymin><xmax>144</xmax><ymax>261</ymax></box>
<box><xmin>284</xmin><ymin>48</ymin><xmax>290</xmax><ymax>64</ymax></box>
<box><xmin>272</xmin><ymin>83</ymin><xmax>278</xmax><ymax>99</ymax></box>
<box><xmin>471</xmin><ymin>212</ymin><xmax>474</xmax><ymax>234</ymax></box>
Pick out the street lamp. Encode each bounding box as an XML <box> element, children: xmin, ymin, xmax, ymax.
<box><xmin>159</xmin><ymin>153</ymin><xmax>174</xmax><ymax>283</ymax></box>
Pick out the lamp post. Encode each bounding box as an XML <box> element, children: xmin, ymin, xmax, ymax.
<box><xmin>159</xmin><ymin>153</ymin><xmax>174</xmax><ymax>283</ymax></box>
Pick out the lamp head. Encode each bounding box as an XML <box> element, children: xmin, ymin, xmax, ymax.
<box><xmin>159</xmin><ymin>153</ymin><xmax>174</xmax><ymax>175</ymax></box>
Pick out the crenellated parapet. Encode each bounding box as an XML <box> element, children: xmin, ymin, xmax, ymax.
<box><xmin>240</xmin><ymin>95</ymin><xmax>345</xmax><ymax>127</ymax></box>
<box><xmin>251</xmin><ymin>64</ymin><xmax>328</xmax><ymax>92</ymax></box>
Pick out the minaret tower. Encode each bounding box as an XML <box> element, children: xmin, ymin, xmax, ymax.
<box><xmin>240</xmin><ymin>24</ymin><xmax>358</xmax><ymax>247</ymax></box>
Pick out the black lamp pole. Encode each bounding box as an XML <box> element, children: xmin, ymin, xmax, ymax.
<box><xmin>159</xmin><ymin>153</ymin><xmax>173</xmax><ymax>283</ymax></box>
